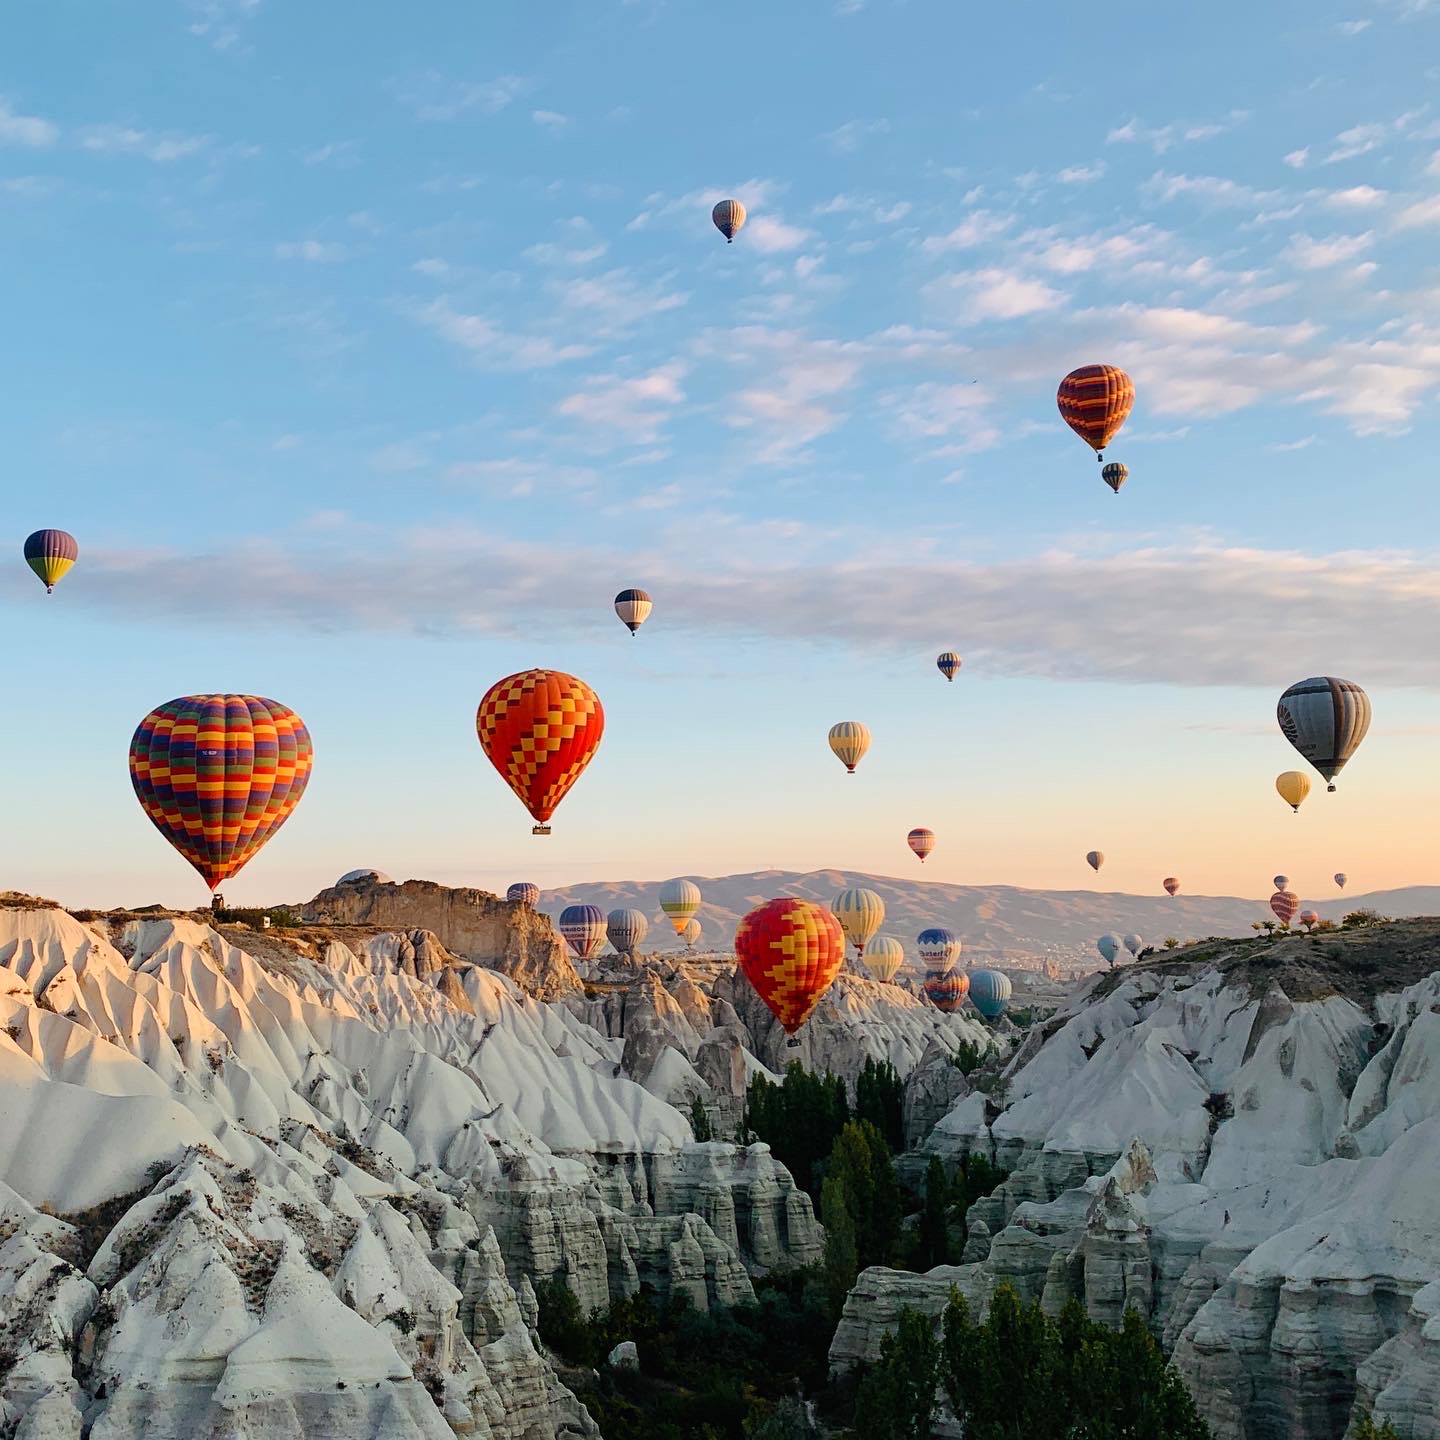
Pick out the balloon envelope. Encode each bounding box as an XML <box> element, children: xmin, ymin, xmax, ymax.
<box><xmin>863</xmin><ymin>935</ymin><xmax>905</xmax><ymax>984</ymax></box>
<box><xmin>477</xmin><ymin>670</ymin><xmax>604</xmax><ymax>831</ymax></box>
<box><xmin>23</xmin><ymin>529</ymin><xmax>78</xmax><ymax>593</ymax></box>
<box><xmin>936</xmin><ymin>651</ymin><xmax>962</xmax><ymax>681</ymax></box>
<box><xmin>1298</xmin><ymin>909</ymin><xmax>1320</xmax><ymax>929</ymax></box>
<box><xmin>712</xmin><ymin>198</ymin><xmax>746</xmax><ymax>241</ymax></box>
<box><xmin>614</xmin><ymin>588</ymin><xmax>652</xmax><ymax>634</ymax></box>
<box><xmin>1123</xmin><ymin>933</ymin><xmax>1143</xmax><ymax>957</ymax></box>
<box><xmin>559</xmin><ymin>904</ymin><xmax>606</xmax><ymax>959</ymax></box>
<box><xmin>1276</xmin><ymin>677</ymin><xmax>1371</xmax><ymax>788</ymax></box>
<box><xmin>681</xmin><ymin>917</ymin><xmax>702</xmax><ymax>949</ymax></box>
<box><xmin>828</xmin><ymin>721</ymin><xmax>871</xmax><ymax>774</ymax></box>
<box><xmin>1097</xmin><ymin>934</ymin><xmax>1123</xmax><ymax>967</ymax></box>
<box><xmin>606</xmin><ymin>908</ymin><xmax>649</xmax><ymax>957</ymax></box>
<box><xmin>832</xmin><ymin>887</ymin><xmax>884</xmax><ymax>954</ymax></box>
<box><xmin>1163</xmin><ymin>877</ymin><xmax>1180</xmax><ymax>896</ymax></box>
<box><xmin>1270</xmin><ymin>890</ymin><xmax>1300</xmax><ymax>926</ymax></box>
<box><xmin>129</xmin><ymin>694</ymin><xmax>313</xmax><ymax>892</ymax></box>
<box><xmin>734</xmin><ymin>898</ymin><xmax>844</xmax><ymax>1035</ymax></box>
<box><xmin>924</xmin><ymin>969</ymin><xmax>970</xmax><ymax>1013</ymax></box>
<box><xmin>1101</xmin><ymin>462</ymin><xmax>1128</xmax><ymax>494</ymax></box>
<box><xmin>1086</xmin><ymin>851</ymin><xmax>1105</xmax><ymax>872</ymax></box>
<box><xmin>969</xmin><ymin>968</ymin><xmax>1012</xmax><ymax>1020</ymax></box>
<box><xmin>917</xmin><ymin>927</ymin><xmax>961</xmax><ymax>971</ymax></box>
<box><xmin>908</xmin><ymin>828</ymin><xmax>936</xmax><ymax>862</ymax></box>
<box><xmin>507</xmin><ymin>882</ymin><xmax>540</xmax><ymax>907</ymax></box>
<box><xmin>1275</xmin><ymin>771</ymin><xmax>1311</xmax><ymax>812</ymax></box>
<box><xmin>659</xmin><ymin>878</ymin><xmax>702</xmax><ymax>934</ymax></box>
<box><xmin>1334</xmin><ymin>872</ymin><xmax>1347</xmax><ymax>890</ymax></box>
<box><xmin>1273</xmin><ymin>875</ymin><xmax>1290</xmax><ymax>891</ymax></box>
<box><xmin>1057</xmin><ymin>365</ymin><xmax>1134</xmax><ymax>457</ymax></box>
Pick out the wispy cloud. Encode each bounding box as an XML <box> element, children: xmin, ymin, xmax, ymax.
<box><xmin>744</xmin><ymin>215</ymin><xmax>815</xmax><ymax>253</ymax></box>
<box><xmin>927</xmin><ymin>267</ymin><xmax>1064</xmax><ymax>322</ymax></box>
<box><xmin>275</xmin><ymin>240</ymin><xmax>346</xmax><ymax>263</ymax></box>
<box><xmin>1056</xmin><ymin>163</ymin><xmax>1105</xmax><ymax>184</ymax></box>
<box><xmin>414</xmin><ymin>299</ymin><xmax>593</xmax><ymax>369</ymax></box>
<box><xmin>1145</xmin><ymin>172</ymin><xmax>1281</xmax><ymax>208</ymax></box>
<box><xmin>1337</xmin><ymin>18</ymin><xmax>1372</xmax><ymax>33</ymax></box>
<box><xmin>557</xmin><ymin>363</ymin><xmax>687</xmax><ymax>445</ymax></box>
<box><xmin>920</xmin><ymin>210</ymin><xmax>1014</xmax><ymax>254</ymax></box>
<box><xmin>1106</xmin><ymin>111</ymin><xmax>1248</xmax><ymax>154</ymax></box>
<box><xmin>1284</xmin><ymin>231</ymin><xmax>1374</xmax><ymax>268</ymax></box>
<box><xmin>1325</xmin><ymin>184</ymin><xmax>1387</xmax><ymax>208</ymax></box>
<box><xmin>0</xmin><ymin>98</ymin><xmax>59</xmax><ymax>148</ymax></box>
<box><xmin>822</xmin><ymin>118</ymin><xmax>889</xmax><ymax>153</ymax></box>
<box><xmin>185</xmin><ymin>0</ymin><xmax>261</xmax><ymax>52</ymax></box>
<box><xmin>80</xmin><ymin>124</ymin><xmax>211</xmax><ymax>162</ymax></box>
<box><xmin>1396</xmin><ymin>195</ymin><xmax>1440</xmax><ymax>226</ymax></box>
<box><xmin>1284</xmin><ymin>148</ymin><xmax>1310</xmax><ymax>169</ymax></box>
<box><xmin>532</xmin><ymin>109</ymin><xmax>568</xmax><ymax>132</ymax></box>
<box><xmin>388</xmin><ymin>71</ymin><xmax>527</xmax><ymax>121</ymax></box>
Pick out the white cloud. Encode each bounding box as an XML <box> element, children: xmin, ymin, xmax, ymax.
<box><xmin>822</xmin><ymin>118</ymin><xmax>889</xmax><ymax>153</ymax></box>
<box><xmin>557</xmin><ymin>363</ymin><xmax>686</xmax><ymax>444</ymax></box>
<box><xmin>411</xmin><ymin>257</ymin><xmax>451</xmax><ymax>277</ymax></box>
<box><xmin>300</xmin><ymin>140</ymin><xmax>358</xmax><ymax>167</ymax></box>
<box><xmin>1029</xmin><ymin>231</ymin><xmax>1149</xmax><ymax>274</ymax></box>
<box><xmin>0</xmin><ymin>98</ymin><xmax>58</xmax><ymax>148</ymax></box>
<box><xmin>275</xmin><ymin>240</ymin><xmax>345</xmax><ymax>262</ymax></box>
<box><xmin>1428</xmin><ymin>150</ymin><xmax>1440</xmax><ymax>177</ymax></box>
<box><xmin>1337</xmin><ymin>18</ymin><xmax>1372</xmax><ymax>33</ymax></box>
<box><xmin>532</xmin><ymin>109</ymin><xmax>568</xmax><ymax>132</ymax></box>
<box><xmin>1284</xmin><ymin>148</ymin><xmax>1309</xmax><ymax>169</ymax></box>
<box><xmin>185</xmin><ymin>0</ymin><xmax>261</xmax><ymax>52</ymax></box>
<box><xmin>1396</xmin><ymin>195</ymin><xmax>1440</xmax><ymax>227</ymax></box>
<box><xmin>1106</xmin><ymin>111</ymin><xmax>1247</xmax><ymax>153</ymax></box>
<box><xmin>626</xmin><ymin>178</ymin><xmax>785</xmax><ymax>234</ymax></box>
<box><xmin>1057</xmin><ymin>163</ymin><xmax>1105</xmax><ymax>184</ymax></box>
<box><xmin>1284</xmin><ymin>231</ymin><xmax>1374</xmax><ymax>268</ymax></box>
<box><xmin>1146</xmin><ymin>172</ymin><xmax>1281</xmax><ymax>208</ymax></box>
<box><xmin>523</xmin><ymin>239</ymin><xmax>608</xmax><ymax>266</ymax></box>
<box><xmin>1325</xmin><ymin>185</ymin><xmax>1387</xmax><ymax>208</ymax></box>
<box><xmin>550</xmin><ymin>267</ymin><xmax>688</xmax><ymax>327</ymax></box>
<box><xmin>884</xmin><ymin>381</ymin><xmax>1000</xmax><ymax>452</ymax></box>
<box><xmin>920</xmin><ymin>210</ymin><xmax>1014</xmax><ymax>254</ymax></box>
<box><xmin>1326</xmin><ymin>123</ymin><xmax>1386</xmax><ymax>163</ymax></box>
<box><xmin>1265</xmin><ymin>436</ymin><xmax>1317</xmax><ymax>451</ymax></box>
<box><xmin>744</xmin><ymin>215</ymin><xmax>815</xmax><ymax>253</ymax></box>
<box><xmin>415</xmin><ymin>300</ymin><xmax>593</xmax><ymax>369</ymax></box>
<box><xmin>928</xmin><ymin>267</ymin><xmax>1064</xmax><ymax>322</ymax></box>
<box><xmin>80</xmin><ymin>124</ymin><xmax>211</xmax><ymax>162</ymax></box>
<box><xmin>389</xmin><ymin>72</ymin><xmax>527</xmax><ymax>121</ymax></box>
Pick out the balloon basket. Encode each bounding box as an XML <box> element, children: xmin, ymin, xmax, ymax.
<box><xmin>786</xmin><ymin>1037</ymin><xmax>801</xmax><ymax>1050</ymax></box>
<box><xmin>532</xmin><ymin>825</ymin><xmax>551</xmax><ymax>835</ymax></box>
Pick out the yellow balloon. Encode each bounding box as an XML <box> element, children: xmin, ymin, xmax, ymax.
<box><xmin>828</xmin><ymin>721</ymin><xmax>871</xmax><ymax>774</ymax></box>
<box><xmin>1275</xmin><ymin>770</ymin><xmax>1312</xmax><ymax>813</ymax></box>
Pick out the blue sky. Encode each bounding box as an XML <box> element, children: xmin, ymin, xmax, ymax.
<box><xmin>2</xmin><ymin>0</ymin><xmax>1439</xmax><ymax>908</ymax></box>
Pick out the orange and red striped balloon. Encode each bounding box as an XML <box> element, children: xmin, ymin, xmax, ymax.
<box><xmin>129</xmin><ymin>695</ymin><xmax>313</xmax><ymax>891</ymax></box>
<box><xmin>734</xmin><ymin>898</ymin><xmax>844</xmax><ymax>1036</ymax></box>
<box><xmin>476</xmin><ymin>669</ymin><xmax>604</xmax><ymax>833</ymax></box>
<box><xmin>924</xmin><ymin>969</ymin><xmax>971</xmax><ymax>1013</ymax></box>
<box><xmin>1057</xmin><ymin>364</ymin><xmax>1134</xmax><ymax>460</ymax></box>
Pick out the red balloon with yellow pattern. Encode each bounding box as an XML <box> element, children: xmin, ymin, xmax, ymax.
<box><xmin>734</xmin><ymin>898</ymin><xmax>845</xmax><ymax>1041</ymax></box>
<box><xmin>476</xmin><ymin>669</ymin><xmax>605</xmax><ymax>834</ymax></box>
<box><xmin>1057</xmin><ymin>364</ymin><xmax>1134</xmax><ymax>462</ymax></box>
<box><xmin>924</xmin><ymin>969</ymin><xmax>971</xmax><ymax>1014</ymax></box>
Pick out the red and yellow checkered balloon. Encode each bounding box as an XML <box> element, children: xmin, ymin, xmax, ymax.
<box><xmin>476</xmin><ymin>669</ymin><xmax>605</xmax><ymax>828</ymax></box>
<box><xmin>734</xmin><ymin>898</ymin><xmax>845</xmax><ymax>1036</ymax></box>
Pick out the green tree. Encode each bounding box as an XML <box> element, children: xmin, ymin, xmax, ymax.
<box><xmin>917</xmin><ymin>1156</ymin><xmax>950</xmax><ymax>1269</ymax></box>
<box><xmin>853</xmin><ymin>1307</ymin><xmax>940</xmax><ymax>1440</ymax></box>
<box><xmin>689</xmin><ymin>1096</ymin><xmax>713</xmax><ymax>1142</ymax></box>
<box><xmin>1353</xmin><ymin>1418</ymin><xmax>1402</xmax><ymax>1440</ymax></box>
<box><xmin>827</xmin><ymin>1120</ymin><xmax>901</xmax><ymax>1270</ymax></box>
<box><xmin>744</xmin><ymin>1063</ymin><xmax>850</xmax><ymax>1198</ymax></box>
<box><xmin>821</xmin><ymin>1173</ymin><xmax>858</xmax><ymax>1317</ymax></box>
<box><xmin>533</xmin><ymin>1277</ymin><xmax>598</xmax><ymax>1366</ymax></box>
<box><xmin>854</xmin><ymin>1056</ymin><xmax>905</xmax><ymax>1151</ymax></box>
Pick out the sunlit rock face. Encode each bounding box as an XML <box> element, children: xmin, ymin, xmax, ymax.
<box><xmin>830</xmin><ymin>935</ymin><xmax>1440</xmax><ymax>1440</ymax></box>
<box><xmin>0</xmin><ymin>902</ymin><xmax>822</xmax><ymax>1437</ymax></box>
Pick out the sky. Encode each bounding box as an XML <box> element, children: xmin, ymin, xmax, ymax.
<box><xmin>2</xmin><ymin>0</ymin><xmax>1439</xmax><ymax>909</ymax></box>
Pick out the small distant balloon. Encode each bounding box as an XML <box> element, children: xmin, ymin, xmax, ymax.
<box><xmin>1163</xmin><ymin>877</ymin><xmax>1180</xmax><ymax>897</ymax></box>
<box><xmin>1275</xmin><ymin>771</ymin><xmax>1311</xmax><ymax>813</ymax></box>
<box><xmin>712</xmin><ymin>198</ymin><xmax>746</xmax><ymax>242</ymax></box>
<box><xmin>937</xmin><ymin>652</ymin><xmax>962</xmax><ymax>682</ymax></box>
<box><xmin>559</xmin><ymin>904</ymin><xmax>606</xmax><ymax>960</ymax></box>
<box><xmin>1273</xmin><ymin>874</ymin><xmax>1290</xmax><ymax>892</ymax></box>
<box><xmin>1057</xmin><ymin>364</ymin><xmax>1135</xmax><ymax>462</ymax></box>
<box><xmin>863</xmin><ymin>935</ymin><xmax>905</xmax><ymax>984</ymax></box>
<box><xmin>1270</xmin><ymin>890</ymin><xmax>1300</xmax><ymax>927</ymax></box>
<box><xmin>659</xmin><ymin>878</ymin><xmax>702</xmax><ymax>934</ymax></box>
<box><xmin>917</xmin><ymin>927</ymin><xmax>961</xmax><ymax>971</ymax></box>
<box><xmin>924</xmin><ymin>969</ymin><xmax>970</xmax><ymax>1013</ymax></box>
<box><xmin>1298</xmin><ymin>909</ymin><xmax>1320</xmax><ymax>931</ymax></box>
<box><xmin>908</xmin><ymin>828</ymin><xmax>936</xmax><ymax>863</ymax></box>
<box><xmin>682</xmin><ymin>917</ymin><xmax>702</xmax><ymax>949</ymax></box>
<box><xmin>1123</xmin><ymin>933</ymin><xmax>1143</xmax><ymax>958</ymax></box>
<box><xmin>23</xmin><ymin>529</ymin><xmax>78</xmax><ymax>594</ymax></box>
<box><xmin>734</xmin><ymin>898</ymin><xmax>843</xmax><ymax>1038</ymax></box>
<box><xmin>1086</xmin><ymin>851</ymin><xmax>1105</xmax><ymax>873</ymax></box>
<box><xmin>1334</xmin><ymin>872</ymin><xmax>1347</xmax><ymax>891</ymax></box>
<box><xmin>606</xmin><ymin>907</ymin><xmax>649</xmax><ymax>959</ymax></box>
<box><xmin>832</xmin><ymin>887</ymin><xmax>885</xmax><ymax>956</ymax></box>
<box><xmin>1276</xmin><ymin>677</ymin><xmax>1371</xmax><ymax>792</ymax></box>
<box><xmin>507</xmin><ymin>882</ymin><xmax>540</xmax><ymax>907</ymax></box>
<box><xmin>968</xmin><ymin>968</ymin><xmax>1011</xmax><ymax>1020</ymax></box>
<box><xmin>614</xmin><ymin>588</ymin><xmax>652</xmax><ymax>635</ymax></box>
<box><xmin>1101</xmin><ymin>462</ymin><xmax>1128</xmax><ymax>494</ymax></box>
<box><xmin>828</xmin><ymin>721</ymin><xmax>871</xmax><ymax>774</ymax></box>
<box><xmin>1097</xmin><ymin>934</ymin><xmax>1122</xmax><ymax>967</ymax></box>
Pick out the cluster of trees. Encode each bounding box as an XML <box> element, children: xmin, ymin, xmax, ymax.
<box><xmin>743</xmin><ymin>1058</ymin><xmax>904</xmax><ymax>1197</ymax></box>
<box><xmin>912</xmin><ymin>1151</ymin><xmax>1010</xmax><ymax>1271</ymax></box>
<box><xmin>820</xmin><ymin>1120</ymin><xmax>901</xmax><ymax>1314</ymax></box>
<box><xmin>853</xmin><ymin>1284</ymin><xmax>1212</xmax><ymax>1439</ymax></box>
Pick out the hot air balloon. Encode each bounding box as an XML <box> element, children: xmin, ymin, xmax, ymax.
<box><xmin>1273</xmin><ymin>874</ymin><xmax>1290</xmax><ymax>892</ymax></box>
<box><xmin>1101</xmin><ymin>462</ymin><xmax>1128</xmax><ymax>494</ymax></box>
<box><xmin>1298</xmin><ymin>909</ymin><xmax>1320</xmax><ymax>931</ymax></box>
<box><xmin>712</xmin><ymin>198</ymin><xmax>746</xmax><ymax>242</ymax></box>
<box><xmin>734</xmin><ymin>898</ymin><xmax>844</xmax><ymax>1042</ymax></box>
<box><xmin>559</xmin><ymin>904</ymin><xmax>606</xmax><ymax>959</ymax></box>
<box><xmin>659</xmin><ymin>878</ymin><xmax>702</xmax><ymax>935</ymax></box>
<box><xmin>908</xmin><ymin>828</ymin><xmax>936</xmax><ymax>863</ymax></box>
<box><xmin>682</xmin><ymin>917</ymin><xmax>702</xmax><ymax>950</ymax></box>
<box><xmin>607</xmin><ymin>908</ymin><xmax>649</xmax><ymax>960</ymax></box>
<box><xmin>969</xmin><ymin>968</ymin><xmax>1012</xmax><ymax>1020</ymax></box>
<box><xmin>23</xmin><ymin>529</ymin><xmax>79</xmax><ymax>594</ymax></box>
<box><xmin>1276</xmin><ymin>677</ymin><xmax>1371</xmax><ymax>791</ymax></box>
<box><xmin>924</xmin><ymin>969</ymin><xmax>970</xmax><ymax>1013</ymax></box>
<box><xmin>1097</xmin><ymin>934</ymin><xmax>1123</xmax><ymax>967</ymax></box>
<box><xmin>1123</xmin><ymin>933</ymin><xmax>1143</xmax><ymax>958</ymax></box>
<box><xmin>476</xmin><ymin>669</ymin><xmax>604</xmax><ymax>834</ymax></box>
<box><xmin>1334</xmin><ymin>872</ymin><xmax>1347</xmax><ymax>891</ymax></box>
<box><xmin>129</xmin><ymin>695</ymin><xmax>313</xmax><ymax>892</ymax></box>
<box><xmin>863</xmin><ymin>935</ymin><xmax>905</xmax><ymax>984</ymax></box>
<box><xmin>507</xmin><ymin>882</ymin><xmax>541</xmax><ymax>907</ymax></box>
<box><xmin>937</xmin><ymin>652</ymin><xmax>962</xmax><ymax>682</ymax></box>
<box><xmin>614</xmin><ymin>588</ymin><xmax>652</xmax><ymax>635</ymax></box>
<box><xmin>828</xmin><ymin>721</ymin><xmax>871</xmax><ymax>774</ymax></box>
<box><xmin>917</xmin><ymin>927</ymin><xmax>961</xmax><ymax>971</ymax></box>
<box><xmin>832</xmin><ymin>887</ymin><xmax>884</xmax><ymax>956</ymax></box>
<box><xmin>1269</xmin><ymin>890</ymin><xmax>1299</xmax><ymax>927</ymax></box>
<box><xmin>1057</xmin><ymin>364</ymin><xmax>1134</xmax><ymax>462</ymax></box>
<box><xmin>1086</xmin><ymin>851</ymin><xmax>1105</xmax><ymax>873</ymax></box>
<box><xmin>338</xmin><ymin>868</ymin><xmax>391</xmax><ymax>886</ymax></box>
<box><xmin>1163</xmin><ymin>877</ymin><xmax>1180</xmax><ymax>897</ymax></box>
<box><xmin>1275</xmin><ymin>771</ymin><xmax>1311</xmax><ymax>813</ymax></box>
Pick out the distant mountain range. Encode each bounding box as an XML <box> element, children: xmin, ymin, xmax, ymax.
<box><xmin>537</xmin><ymin>870</ymin><xmax>1440</xmax><ymax>969</ymax></box>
